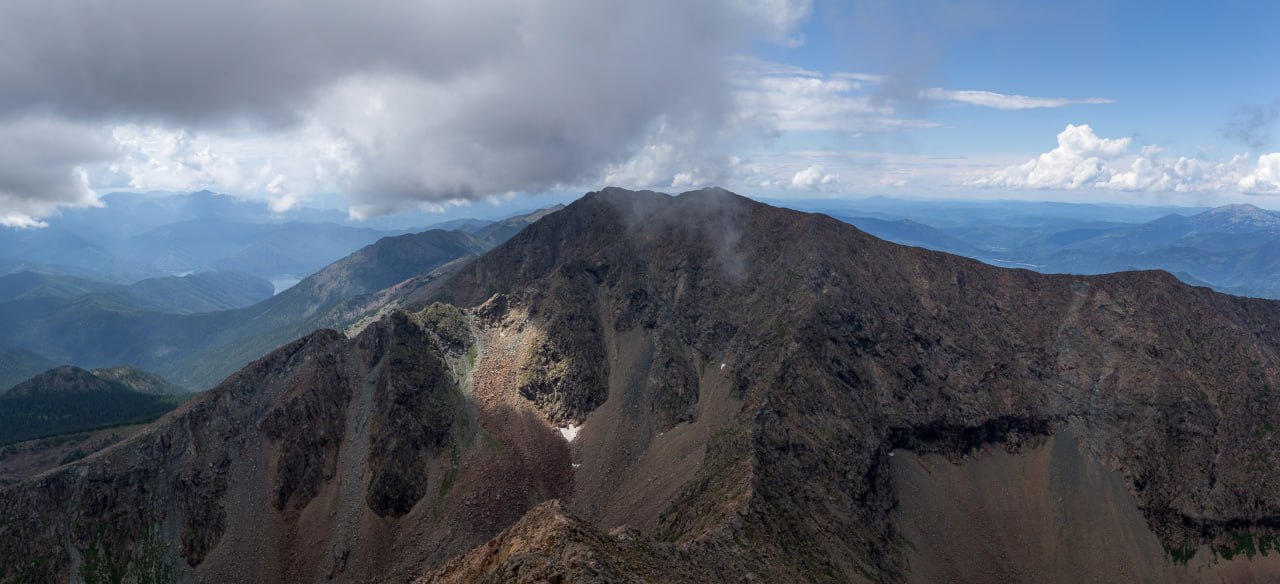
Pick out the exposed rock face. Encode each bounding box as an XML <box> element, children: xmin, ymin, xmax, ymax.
<box><xmin>439</xmin><ymin>187</ymin><xmax>1280</xmax><ymax>580</ymax></box>
<box><xmin>0</xmin><ymin>308</ymin><xmax>485</xmax><ymax>582</ymax></box>
<box><xmin>4</xmin><ymin>187</ymin><xmax>1280</xmax><ymax>582</ymax></box>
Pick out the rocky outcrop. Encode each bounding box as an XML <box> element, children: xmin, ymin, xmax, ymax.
<box><xmin>438</xmin><ymin>188</ymin><xmax>1280</xmax><ymax>581</ymax></box>
<box><xmin>0</xmin><ymin>307</ymin><xmax>476</xmax><ymax>582</ymax></box>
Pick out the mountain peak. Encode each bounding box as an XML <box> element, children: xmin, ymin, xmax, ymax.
<box><xmin>1207</xmin><ymin>202</ymin><xmax>1266</xmax><ymax>214</ymax></box>
<box><xmin>4</xmin><ymin>365</ymin><xmax>115</xmax><ymax>398</ymax></box>
<box><xmin>1191</xmin><ymin>202</ymin><xmax>1280</xmax><ymax>232</ymax></box>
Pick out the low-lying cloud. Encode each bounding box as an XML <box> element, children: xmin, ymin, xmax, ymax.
<box><xmin>974</xmin><ymin>124</ymin><xmax>1280</xmax><ymax>194</ymax></box>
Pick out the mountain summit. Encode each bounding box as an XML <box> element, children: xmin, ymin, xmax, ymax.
<box><xmin>3</xmin><ymin>188</ymin><xmax>1280</xmax><ymax>582</ymax></box>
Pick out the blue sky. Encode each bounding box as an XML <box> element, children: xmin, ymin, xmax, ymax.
<box><xmin>0</xmin><ymin>0</ymin><xmax>1278</xmax><ymax>227</ymax></box>
<box><xmin>776</xmin><ymin>1</ymin><xmax>1279</xmax><ymax>155</ymax></box>
<box><xmin>723</xmin><ymin>1</ymin><xmax>1280</xmax><ymax>206</ymax></box>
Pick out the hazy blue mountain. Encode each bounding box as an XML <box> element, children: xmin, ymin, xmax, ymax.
<box><xmin>837</xmin><ymin>215</ymin><xmax>977</xmax><ymax>255</ymax></box>
<box><xmin>780</xmin><ymin>197</ymin><xmax>1205</xmax><ymax>229</ymax></box>
<box><xmin>0</xmin><ymin>206</ymin><xmax>558</xmax><ymax>391</ymax></box>
<box><xmin>115</xmin><ymin>272</ymin><xmax>275</xmax><ymax>313</ymax></box>
<box><xmin>162</xmin><ymin>229</ymin><xmax>490</xmax><ymax>389</ymax></box>
<box><xmin>824</xmin><ymin>201</ymin><xmax>1280</xmax><ymax>300</ymax></box>
<box><xmin>0</xmin><ymin>270</ymin><xmax>273</xmax><ymax>314</ymax></box>
<box><xmin>0</xmin><ymin>349</ymin><xmax>59</xmax><ymax>393</ymax></box>
<box><xmin>0</xmin><ymin>271</ymin><xmax>117</xmax><ymax>302</ymax></box>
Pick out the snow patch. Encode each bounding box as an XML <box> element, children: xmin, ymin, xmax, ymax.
<box><xmin>720</xmin><ymin>363</ymin><xmax>726</xmax><ymax>370</ymax></box>
<box><xmin>558</xmin><ymin>424</ymin><xmax>581</xmax><ymax>442</ymax></box>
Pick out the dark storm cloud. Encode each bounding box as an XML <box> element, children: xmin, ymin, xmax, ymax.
<box><xmin>0</xmin><ymin>0</ymin><xmax>810</xmax><ymax>222</ymax></box>
<box><xmin>0</xmin><ymin>118</ymin><xmax>111</xmax><ymax>227</ymax></box>
<box><xmin>0</xmin><ymin>0</ymin><xmax>525</xmax><ymax>124</ymax></box>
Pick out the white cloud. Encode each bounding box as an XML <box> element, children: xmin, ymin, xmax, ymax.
<box><xmin>975</xmin><ymin>124</ymin><xmax>1280</xmax><ymax>195</ymax></box>
<box><xmin>731</xmin><ymin>58</ymin><xmax>937</xmax><ymax>135</ymax></box>
<box><xmin>790</xmin><ymin>165</ymin><xmax>840</xmax><ymax>190</ymax></box>
<box><xmin>107</xmin><ymin>123</ymin><xmax>356</xmax><ymax>213</ymax></box>
<box><xmin>922</xmin><ymin>88</ymin><xmax>1112</xmax><ymax>110</ymax></box>
<box><xmin>974</xmin><ymin>124</ymin><xmax>1130</xmax><ymax>189</ymax></box>
<box><xmin>1240</xmin><ymin>153</ymin><xmax>1280</xmax><ymax>193</ymax></box>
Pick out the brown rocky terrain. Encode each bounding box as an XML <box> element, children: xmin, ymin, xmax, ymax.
<box><xmin>4</xmin><ymin>187</ymin><xmax>1280</xmax><ymax>582</ymax></box>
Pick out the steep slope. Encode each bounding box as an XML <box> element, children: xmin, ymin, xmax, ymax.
<box><xmin>162</xmin><ymin>229</ymin><xmax>489</xmax><ymax>389</ymax></box>
<box><xmin>0</xmin><ymin>366</ymin><xmax>183</xmax><ymax>445</ymax></box>
<box><xmin>4</xmin><ymin>188</ymin><xmax>1280</xmax><ymax>582</ymax></box>
<box><xmin>0</xmin><ymin>306</ymin><xmax>570</xmax><ymax>582</ymax></box>
<box><xmin>436</xmin><ymin>187</ymin><xmax>1280</xmax><ymax>581</ymax></box>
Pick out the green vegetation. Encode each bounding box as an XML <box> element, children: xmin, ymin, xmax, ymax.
<box><xmin>0</xmin><ymin>367</ymin><xmax>185</xmax><ymax>446</ymax></box>
<box><xmin>79</xmin><ymin>523</ymin><xmax>171</xmax><ymax>584</ymax></box>
<box><xmin>1164</xmin><ymin>543</ymin><xmax>1198</xmax><ymax>565</ymax></box>
<box><xmin>80</xmin><ymin>530</ymin><xmax>122</xmax><ymax>584</ymax></box>
<box><xmin>1213</xmin><ymin>532</ymin><xmax>1280</xmax><ymax>561</ymax></box>
<box><xmin>414</xmin><ymin>303</ymin><xmax>472</xmax><ymax>349</ymax></box>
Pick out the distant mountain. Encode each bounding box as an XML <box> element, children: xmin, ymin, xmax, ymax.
<box><xmin>116</xmin><ymin>272</ymin><xmax>274</xmax><ymax>314</ymax></box>
<box><xmin>0</xmin><ymin>365</ymin><xmax>184</xmax><ymax>445</ymax></box>
<box><xmin>118</xmin><ymin>218</ymin><xmax>402</xmax><ymax>280</ymax></box>
<box><xmin>0</xmin><ymin>191</ymin><xmax>419</xmax><ymax>283</ymax></box>
<box><xmin>0</xmin><ymin>271</ymin><xmax>116</xmax><ymax>302</ymax></box>
<box><xmin>1186</xmin><ymin>203</ymin><xmax>1280</xmax><ymax>233</ymax></box>
<box><xmin>837</xmin><ymin>215</ymin><xmax>976</xmax><ymax>255</ymax></box>
<box><xmin>466</xmin><ymin>204</ymin><xmax>567</xmax><ymax>244</ymax></box>
<box><xmin>0</xmin><ymin>270</ymin><xmax>273</xmax><ymax>313</ymax></box>
<box><xmin>816</xmin><ymin>202</ymin><xmax>1280</xmax><ymax>300</ymax></box>
<box><xmin>0</xmin><ymin>348</ymin><xmax>58</xmax><ymax>393</ymax></box>
<box><xmin>0</xmin><ymin>206</ymin><xmax>560</xmax><ymax>392</ymax></box>
<box><xmin>162</xmin><ymin>229</ymin><xmax>491</xmax><ymax>389</ymax></box>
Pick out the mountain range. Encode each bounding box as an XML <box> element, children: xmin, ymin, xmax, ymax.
<box><xmin>3</xmin><ymin>188</ymin><xmax>1280</xmax><ymax>582</ymax></box>
<box><xmin>0</xmin><ymin>209</ymin><xmax>562</xmax><ymax>394</ymax></box>
<box><xmin>830</xmin><ymin>201</ymin><xmax>1280</xmax><ymax>299</ymax></box>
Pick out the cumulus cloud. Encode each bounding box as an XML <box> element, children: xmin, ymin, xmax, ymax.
<box><xmin>1240</xmin><ymin>153</ymin><xmax>1280</xmax><ymax>193</ymax></box>
<box><xmin>921</xmin><ymin>88</ymin><xmax>1112</xmax><ymax>110</ymax></box>
<box><xmin>0</xmin><ymin>118</ymin><xmax>111</xmax><ymax>227</ymax></box>
<box><xmin>975</xmin><ymin>124</ymin><xmax>1130</xmax><ymax>189</ymax></box>
<box><xmin>975</xmin><ymin>124</ymin><xmax>1280</xmax><ymax>194</ymax></box>
<box><xmin>0</xmin><ymin>0</ymin><xmax>812</xmax><ymax>222</ymax></box>
<box><xmin>790</xmin><ymin>165</ymin><xmax>840</xmax><ymax>191</ymax></box>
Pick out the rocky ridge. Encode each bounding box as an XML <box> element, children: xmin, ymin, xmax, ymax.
<box><xmin>3</xmin><ymin>188</ymin><xmax>1280</xmax><ymax>582</ymax></box>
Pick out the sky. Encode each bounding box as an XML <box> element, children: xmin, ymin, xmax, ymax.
<box><xmin>1</xmin><ymin>0</ymin><xmax>1278</xmax><ymax>227</ymax></box>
